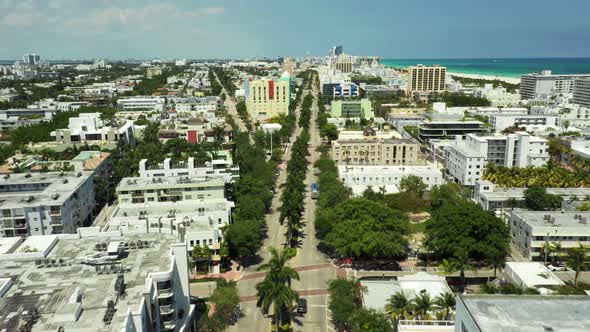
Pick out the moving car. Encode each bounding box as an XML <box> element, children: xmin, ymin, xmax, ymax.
<box><xmin>297</xmin><ymin>298</ymin><xmax>307</xmax><ymax>314</ymax></box>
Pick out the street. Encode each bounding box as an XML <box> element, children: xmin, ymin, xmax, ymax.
<box><xmin>227</xmin><ymin>74</ymin><xmax>337</xmax><ymax>332</ymax></box>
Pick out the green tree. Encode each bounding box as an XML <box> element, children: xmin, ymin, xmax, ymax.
<box><xmin>524</xmin><ymin>186</ymin><xmax>563</xmax><ymax>211</ymax></box>
<box><xmin>255</xmin><ymin>247</ymin><xmax>300</xmax><ymax>331</ymax></box>
<box><xmin>328</xmin><ymin>278</ymin><xmax>365</xmax><ymax>330</ymax></box>
<box><xmin>399</xmin><ymin>175</ymin><xmax>428</xmax><ymax>197</ymax></box>
<box><xmin>434</xmin><ymin>292</ymin><xmax>456</xmax><ymax>320</ymax></box>
<box><xmin>320</xmin><ymin>123</ymin><xmax>339</xmax><ymax>141</ymax></box>
<box><xmin>191</xmin><ymin>244</ymin><xmax>211</xmax><ymax>274</ymax></box>
<box><xmin>384</xmin><ymin>291</ymin><xmax>414</xmax><ymax>325</ymax></box>
<box><xmin>208</xmin><ymin>279</ymin><xmax>239</xmax><ymax>328</ymax></box>
<box><xmin>438</xmin><ymin>250</ymin><xmax>475</xmax><ymax>293</ymax></box>
<box><xmin>566</xmin><ymin>243</ymin><xmax>589</xmax><ymax>287</ymax></box>
<box><xmin>224</xmin><ymin>220</ymin><xmax>262</xmax><ymax>266</ymax></box>
<box><xmin>412</xmin><ymin>291</ymin><xmax>434</xmax><ymax>320</ymax></box>
<box><xmin>351</xmin><ymin>308</ymin><xmax>393</xmax><ymax>332</ymax></box>
<box><xmin>425</xmin><ymin>200</ymin><xmax>509</xmax><ymax>262</ymax></box>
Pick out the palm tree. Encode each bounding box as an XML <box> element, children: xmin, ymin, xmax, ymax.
<box><xmin>434</xmin><ymin>292</ymin><xmax>456</xmax><ymax>321</ymax></box>
<box><xmin>566</xmin><ymin>243</ymin><xmax>589</xmax><ymax>287</ymax></box>
<box><xmin>438</xmin><ymin>250</ymin><xmax>475</xmax><ymax>293</ymax></box>
<box><xmin>385</xmin><ymin>291</ymin><xmax>414</xmax><ymax>325</ymax></box>
<box><xmin>412</xmin><ymin>291</ymin><xmax>433</xmax><ymax>320</ymax></box>
<box><xmin>256</xmin><ymin>247</ymin><xmax>300</xmax><ymax>331</ymax></box>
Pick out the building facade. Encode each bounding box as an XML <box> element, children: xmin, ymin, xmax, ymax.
<box><xmin>509</xmin><ymin>210</ymin><xmax>590</xmax><ymax>260</ymax></box>
<box><xmin>520</xmin><ymin>70</ymin><xmax>590</xmax><ymax>100</ymax></box>
<box><xmin>406</xmin><ymin>65</ymin><xmax>446</xmax><ymax>98</ymax></box>
<box><xmin>418</xmin><ymin>120</ymin><xmax>487</xmax><ymax>141</ymax></box>
<box><xmin>52</xmin><ymin>113</ymin><xmax>136</xmax><ymax>146</ymax></box>
<box><xmin>331</xmin><ymin>138</ymin><xmax>419</xmax><ymax>166</ymax></box>
<box><xmin>245</xmin><ymin>72</ymin><xmax>291</xmax><ymax>119</ymax></box>
<box><xmin>445</xmin><ymin>133</ymin><xmax>549</xmax><ymax>186</ymax></box>
<box><xmin>574</xmin><ymin>77</ymin><xmax>590</xmax><ymax>108</ymax></box>
<box><xmin>117</xmin><ymin>96</ymin><xmax>166</xmax><ymax>112</ymax></box>
<box><xmin>330</xmin><ymin>99</ymin><xmax>374</xmax><ymax>119</ymax></box>
<box><xmin>490</xmin><ymin>114</ymin><xmax>558</xmax><ymax>132</ymax></box>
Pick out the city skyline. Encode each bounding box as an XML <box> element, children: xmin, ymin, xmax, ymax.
<box><xmin>1</xmin><ymin>0</ymin><xmax>590</xmax><ymax>59</ymax></box>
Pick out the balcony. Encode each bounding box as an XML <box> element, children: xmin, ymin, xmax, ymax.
<box><xmin>161</xmin><ymin>321</ymin><xmax>176</xmax><ymax>331</ymax></box>
<box><xmin>159</xmin><ymin>304</ymin><xmax>175</xmax><ymax>315</ymax></box>
<box><xmin>49</xmin><ymin>210</ymin><xmax>61</xmax><ymax>216</ymax></box>
<box><xmin>158</xmin><ymin>288</ymin><xmax>174</xmax><ymax>300</ymax></box>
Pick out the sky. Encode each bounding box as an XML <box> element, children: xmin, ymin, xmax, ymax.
<box><xmin>1</xmin><ymin>0</ymin><xmax>589</xmax><ymax>60</ymax></box>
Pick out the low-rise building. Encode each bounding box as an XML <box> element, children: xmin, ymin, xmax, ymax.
<box><xmin>0</xmin><ymin>171</ymin><xmax>96</xmax><ymax>238</ymax></box>
<box><xmin>330</xmin><ymin>99</ymin><xmax>374</xmax><ymax>119</ymax></box>
<box><xmin>51</xmin><ymin>113</ymin><xmax>136</xmax><ymax>147</ymax></box>
<box><xmin>418</xmin><ymin>120</ymin><xmax>487</xmax><ymax>142</ymax></box>
<box><xmin>490</xmin><ymin>114</ymin><xmax>558</xmax><ymax>132</ymax></box>
<box><xmin>473</xmin><ymin>180</ymin><xmax>590</xmax><ymax>212</ymax></box>
<box><xmin>0</xmin><ymin>233</ymin><xmax>196</xmax><ymax>332</ymax></box>
<box><xmin>338</xmin><ymin>165</ymin><xmax>443</xmax><ymax>196</ymax></box>
<box><xmin>456</xmin><ymin>295</ymin><xmax>590</xmax><ymax>332</ymax></box>
<box><xmin>504</xmin><ymin>262</ymin><xmax>564</xmax><ymax>294</ymax></box>
<box><xmin>331</xmin><ymin>137</ymin><xmax>419</xmax><ymax>166</ymax></box>
<box><xmin>117</xmin><ymin>96</ymin><xmax>166</xmax><ymax>112</ymax></box>
<box><xmin>509</xmin><ymin>210</ymin><xmax>590</xmax><ymax>260</ymax></box>
<box><xmin>445</xmin><ymin>133</ymin><xmax>549</xmax><ymax>186</ymax></box>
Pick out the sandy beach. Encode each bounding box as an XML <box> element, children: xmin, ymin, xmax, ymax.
<box><xmin>449</xmin><ymin>72</ymin><xmax>520</xmax><ymax>85</ymax></box>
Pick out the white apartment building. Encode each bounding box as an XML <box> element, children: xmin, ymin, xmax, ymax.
<box><xmin>473</xmin><ymin>84</ymin><xmax>521</xmax><ymax>107</ymax></box>
<box><xmin>509</xmin><ymin>210</ymin><xmax>590</xmax><ymax>260</ymax></box>
<box><xmin>52</xmin><ymin>113</ymin><xmax>136</xmax><ymax>146</ymax></box>
<box><xmin>445</xmin><ymin>133</ymin><xmax>549</xmax><ymax>186</ymax></box>
<box><xmin>139</xmin><ymin>157</ymin><xmax>238</xmax><ymax>182</ymax></box>
<box><xmin>490</xmin><ymin>114</ymin><xmax>557</xmax><ymax>132</ymax></box>
<box><xmin>472</xmin><ymin>106</ymin><xmax>528</xmax><ymax>116</ymax></box>
<box><xmin>338</xmin><ymin>165</ymin><xmax>443</xmax><ymax>196</ymax></box>
<box><xmin>0</xmin><ymin>171</ymin><xmax>96</xmax><ymax>238</ymax></box>
<box><xmin>117</xmin><ymin>96</ymin><xmax>166</xmax><ymax>112</ymax></box>
<box><xmin>520</xmin><ymin>70</ymin><xmax>590</xmax><ymax>100</ymax></box>
<box><xmin>473</xmin><ymin>180</ymin><xmax>590</xmax><ymax>212</ymax></box>
<box><xmin>27</xmin><ymin>99</ymin><xmax>89</xmax><ymax>112</ymax></box>
<box><xmin>0</xmin><ymin>234</ymin><xmax>196</xmax><ymax>332</ymax></box>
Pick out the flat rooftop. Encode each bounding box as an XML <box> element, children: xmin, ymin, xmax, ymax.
<box><xmin>479</xmin><ymin>184</ymin><xmax>590</xmax><ymax>201</ymax></box>
<box><xmin>512</xmin><ymin>210</ymin><xmax>590</xmax><ymax>228</ymax></box>
<box><xmin>459</xmin><ymin>295</ymin><xmax>590</xmax><ymax>332</ymax></box>
<box><xmin>0</xmin><ymin>234</ymin><xmax>178</xmax><ymax>332</ymax></box>
<box><xmin>117</xmin><ymin>175</ymin><xmax>226</xmax><ymax>190</ymax></box>
<box><xmin>0</xmin><ymin>171</ymin><xmax>93</xmax><ymax>208</ymax></box>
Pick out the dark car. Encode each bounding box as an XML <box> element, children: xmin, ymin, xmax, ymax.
<box><xmin>297</xmin><ymin>298</ymin><xmax>307</xmax><ymax>314</ymax></box>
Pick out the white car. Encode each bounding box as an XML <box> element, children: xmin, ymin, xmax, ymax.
<box><xmin>547</xmin><ymin>264</ymin><xmax>569</xmax><ymax>272</ymax></box>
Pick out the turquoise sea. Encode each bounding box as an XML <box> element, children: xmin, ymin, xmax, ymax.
<box><xmin>382</xmin><ymin>58</ymin><xmax>590</xmax><ymax>78</ymax></box>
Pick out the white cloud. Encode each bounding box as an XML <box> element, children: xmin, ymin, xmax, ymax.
<box><xmin>0</xmin><ymin>2</ymin><xmax>224</xmax><ymax>32</ymax></box>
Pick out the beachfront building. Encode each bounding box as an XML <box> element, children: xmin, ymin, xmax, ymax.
<box><xmin>520</xmin><ymin>70</ymin><xmax>590</xmax><ymax>100</ymax></box>
<box><xmin>455</xmin><ymin>295</ymin><xmax>590</xmax><ymax>332</ymax></box>
<box><xmin>0</xmin><ymin>234</ymin><xmax>196</xmax><ymax>332</ymax></box>
<box><xmin>444</xmin><ymin>133</ymin><xmax>549</xmax><ymax>186</ymax></box>
<box><xmin>338</xmin><ymin>165</ymin><xmax>443</xmax><ymax>196</ymax></box>
<box><xmin>51</xmin><ymin>113</ymin><xmax>136</xmax><ymax>147</ymax></box>
<box><xmin>406</xmin><ymin>64</ymin><xmax>446</xmax><ymax>100</ymax></box>
<box><xmin>0</xmin><ymin>170</ymin><xmax>96</xmax><ymax>238</ymax></box>
<box><xmin>508</xmin><ymin>210</ymin><xmax>590</xmax><ymax>261</ymax></box>
<box><xmin>574</xmin><ymin>77</ymin><xmax>590</xmax><ymax>108</ymax></box>
<box><xmin>245</xmin><ymin>72</ymin><xmax>291</xmax><ymax>120</ymax></box>
<box><xmin>418</xmin><ymin>119</ymin><xmax>487</xmax><ymax>142</ymax></box>
<box><xmin>331</xmin><ymin>138</ymin><xmax>419</xmax><ymax>166</ymax></box>
<box><xmin>489</xmin><ymin>114</ymin><xmax>558</xmax><ymax>132</ymax></box>
<box><xmin>330</xmin><ymin>99</ymin><xmax>374</xmax><ymax>119</ymax></box>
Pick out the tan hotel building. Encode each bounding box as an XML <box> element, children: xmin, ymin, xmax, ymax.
<box><xmin>407</xmin><ymin>64</ymin><xmax>446</xmax><ymax>99</ymax></box>
<box><xmin>331</xmin><ymin>138</ymin><xmax>419</xmax><ymax>165</ymax></box>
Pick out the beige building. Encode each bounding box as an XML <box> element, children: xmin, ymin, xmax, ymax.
<box><xmin>331</xmin><ymin>138</ymin><xmax>419</xmax><ymax>165</ymax></box>
<box><xmin>407</xmin><ymin>64</ymin><xmax>446</xmax><ymax>98</ymax></box>
<box><xmin>282</xmin><ymin>57</ymin><xmax>295</xmax><ymax>76</ymax></box>
<box><xmin>146</xmin><ymin>67</ymin><xmax>163</xmax><ymax>78</ymax></box>
<box><xmin>245</xmin><ymin>72</ymin><xmax>291</xmax><ymax>119</ymax></box>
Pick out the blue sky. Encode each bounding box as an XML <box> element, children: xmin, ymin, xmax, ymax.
<box><xmin>1</xmin><ymin>0</ymin><xmax>589</xmax><ymax>59</ymax></box>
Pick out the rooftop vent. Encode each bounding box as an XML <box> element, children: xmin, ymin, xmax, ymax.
<box><xmin>3</xmin><ymin>174</ymin><xmax>9</xmax><ymax>179</ymax></box>
<box><xmin>51</xmin><ymin>193</ymin><xmax>60</xmax><ymax>200</ymax></box>
<box><xmin>62</xmin><ymin>179</ymin><xmax>69</xmax><ymax>184</ymax></box>
<box><xmin>25</xmin><ymin>196</ymin><xmax>34</xmax><ymax>203</ymax></box>
<box><xmin>24</xmin><ymin>173</ymin><xmax>31</xmax><ymax>178</ymax></box>
<box><xmin>76</xmin><ymin>172</ymin><xmax>82</xmax><ymax>177</ymax></box>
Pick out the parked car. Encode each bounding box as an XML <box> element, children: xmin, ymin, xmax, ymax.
<box><xmin>297</xmin><ymin>298</ymin><xmax>307</xmax><ymax>314</ymax></box>
<box><xmin>547</xmin><ymin>263</ymin><xmax>569</xmax><ymax>271</ymax></box>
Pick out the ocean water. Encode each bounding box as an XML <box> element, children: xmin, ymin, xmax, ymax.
<box><xmin>382</xmin><ymin>58</ymin><xmax>590</xmax><ymax>78</ymax></box>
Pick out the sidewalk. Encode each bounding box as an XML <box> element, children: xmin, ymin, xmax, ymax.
<box><xmin>190</xmin><ymin>261</ymin><xmax>244</xmax><ymax>281</ymax></box>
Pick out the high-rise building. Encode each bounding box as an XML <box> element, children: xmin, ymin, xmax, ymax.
<box><xmin>245</xmin><ymin>71</ymin><xmax>291</xmax><ymax>119</ymax></box>
<box><xmin>22</xmin><ymin>53</ymin><xmax>40</xmax><ymax>65</ymax></box>
<box><xmin>334</xmin><ymin>54</ymin><xmax>353</xmax><ymax>73</ymax></box>
<box><xmin>329</xmin><ymin>46</ymin><xmax>343</xmax><ymax>56</ymax></box>
<box><xmin>574</xmin><ymin>77</ymin><xmax>590</xmax><ymax>108</ymax></box>
<box><xmin>520</xmin><ymin>70</ymin><xmax>590</xmax><ymax>100</ymax></box>
<box><xmin>282</xmin><ymin>57</ymin><xmax>294</xmax><ymax>75</ymax></box>
<box><xmin>276</xmin><ymin>56</ymin><xmax>284</xmax><ymax>66</ymax></box>
<box><xmin>406</xmin><ymin>64</ymin><xmax>446</xmax><ymax>98</ymax></box>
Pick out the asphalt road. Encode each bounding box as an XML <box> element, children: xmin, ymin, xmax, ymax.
<box><xmin>229</xmin><ymin>75</ymin><xmax>336</xmax><ymax>332</ymax></box>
